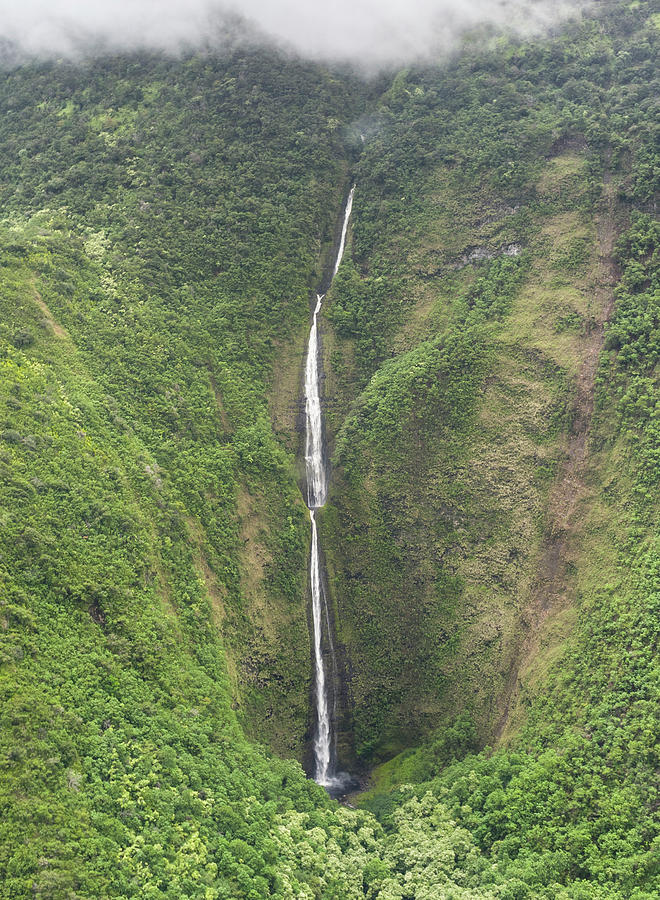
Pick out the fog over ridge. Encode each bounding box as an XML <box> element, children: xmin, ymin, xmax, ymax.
<box><xmin>0</xmin><ymin>0</ymin><xmax>591</xmax><ymax>66</ymax></box>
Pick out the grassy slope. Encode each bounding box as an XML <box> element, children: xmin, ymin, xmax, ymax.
<box><xmin>323</xmin><ymin>2</ymin><xmax>659</xmax><ymax>894</ymax></box>
<box><xmin>321</xmin><ymin>0</ymin><xmax>659</xmax><ymax>767</ymax></box>
<box><xmin>360</xmin><ymin>217</ymin><xmax>659</xmax><ymax>893</ymax></box>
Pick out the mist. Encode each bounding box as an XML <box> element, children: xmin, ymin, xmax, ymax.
<box><xmin>0</xmin><ymin>0</ymin><xmax>590</xmax><ymax>67</ymax></box>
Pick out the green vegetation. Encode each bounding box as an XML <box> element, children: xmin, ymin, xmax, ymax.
<box><xmin>0</xmin><ymin>48</ymin><xmax>369</xmax><ymax>756</ymax></box>
<box><xmin>322</xmin><ymin>0</ymin><xmax>659</xmax><ymax>764</ymax></box>
<box><xmin>360</xmin><ymin>211</ymin><xmax>660</xmax><ymax>898</ymax></box>
<box><xmin>601</xmin><ymin>214</ymin><xmax>660</xmax><ymax>500</ymax></box>
<box><xmin>0</xmin><ymin>0</ymin><xmax>658</xmax><ymax>897</ymax></box>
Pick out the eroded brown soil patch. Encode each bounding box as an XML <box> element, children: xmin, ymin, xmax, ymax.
<box><xmin>32</xmin><ymin>283</ymin><xmax>68</xmax><ymax>339</ymax></box>
<box><xmin>494</xmin><ymin>180</ymin><xmax>619</xmax><ymax>742</ymax></box>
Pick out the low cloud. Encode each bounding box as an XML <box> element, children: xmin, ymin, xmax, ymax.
<box><xmin>0</xmin><ymin>0</ymin><xmax>590</xmax><ymax>67</ymax></box>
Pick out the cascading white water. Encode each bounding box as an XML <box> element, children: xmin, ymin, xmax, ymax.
<box><xmin>304</xmin><ymin>185</ymin><xmax>355</xmax><ymax>788</ymax></box>
<box><xmin>309</xmin><ymin>509</ymin><xmax>332</xmax><ymax>782</ymax></box>
<box><xmin>304</xmin><ymin>293</ymin><xmax>326</xmax><ymax>509</ymax></box>
<box><xmin>332</xmin><ymin>184</ymin><xmax>354</xmax><ymax>280</ymax></box>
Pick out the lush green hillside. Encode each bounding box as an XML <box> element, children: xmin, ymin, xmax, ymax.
<box><xmin>0</xmin><ymin>0</ymin><xmax>658</xmax><ymax>897</ymax></box>
<box><xmin>0</xmin><ymin>47</ymin><xmax>369</xmax><ymax>758</ymax></box>
<box><xmin>322</xmin><ymin>0</ymin><xmax>659</xmax><ymax>767</ymax></box>
<box><xmin>357</xmin><ymin>208</ymin><xmax>659</xmax><ymax>899</ymax></box>
<box><xmin>0</xmin><ymin>45</ymin><xmax>369</xmax><ymax>897</ymax></box>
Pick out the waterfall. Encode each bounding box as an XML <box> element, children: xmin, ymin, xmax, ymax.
<box><xmin>309</xmin><ymin>509</ymin><xmax>332</xmax><ymax>782</ymax></box>
<box><xmin>304</xmin><ymin>293</ymin><xmax>326</xmax><ymax>509</ymax></box>
<box><xmin>304</xmin><ymin>185</ymin><xmax>355</xmax><ymax>790</ymax></box>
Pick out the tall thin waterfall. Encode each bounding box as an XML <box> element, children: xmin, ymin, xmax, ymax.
<box><xmin>304</xmin><ymin>186</ymin><xmax>355</xmax><ymax>789</ymax></box>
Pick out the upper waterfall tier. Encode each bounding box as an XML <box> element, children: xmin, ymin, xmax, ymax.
<box><xmin>304</xmin><ymin>185</ymin><xmax>355</xmax><ymax>512</ymax></box>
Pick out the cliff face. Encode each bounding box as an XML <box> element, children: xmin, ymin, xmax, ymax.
<box><xmin>322</xmin><ymin>139</ymin><xmax>620</xmax><ymax>764</ymax></box>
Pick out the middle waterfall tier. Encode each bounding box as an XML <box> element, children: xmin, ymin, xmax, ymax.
<box><xmin>304</xmin><ymin>292</ymin><xmax>326</xmax><ymax>510</ymax></box>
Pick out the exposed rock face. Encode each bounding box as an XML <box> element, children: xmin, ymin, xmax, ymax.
<box><xmin>451</xmin><ymin>243</ymin><xmax>523</xmax><ymax>269</ymax></box>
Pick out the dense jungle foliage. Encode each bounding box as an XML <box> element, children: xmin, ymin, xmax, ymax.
<box><xmin>0</xmin><ymin>0</ymin><xmax>658</xmax><ymax>897</ymax></box>
<box><xmin>0</xmin><ymin>46</ymin><xmax>369</xmax><ymax>757</ymax></box>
